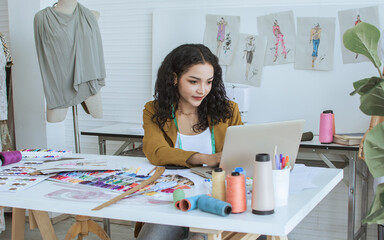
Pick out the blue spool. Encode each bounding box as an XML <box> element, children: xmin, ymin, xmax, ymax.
<box><xmin>197</xmin><ymin>195</ymin><xmax>232</xmax><ymax>216</ymax></box>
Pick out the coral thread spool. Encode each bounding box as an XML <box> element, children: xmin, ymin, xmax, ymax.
<box><xmin>226</xmin><ymin>172</ymin><xmax>246</xmax><ymax>213</ymax></box>
<box><xmin>179</xmin><ymin>195</ymin><xmax>203</xmax><ymax>211</ymax></box>
<box><xmin>173</xmin><ymin>189</ymin><xmax>185</xmax><ymax>209</ymax></box>
<box><xmin>212</xmin><ymin>167</ymin><xmax>226</xmax><ymax>201</ymax></box>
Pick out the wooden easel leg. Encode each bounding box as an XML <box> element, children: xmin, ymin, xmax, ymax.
<box><xmin>64</xmin><ymin>221</ymin><xmax>82</xmax><ymax>240</ymax></box>
<box><xmin>12</xmin><ymin>208</ymin><xmax>25</xmax><ymax>240</ymax></box>
<box><xmin>88</xmin><ymin>219</ymin><xmax>111</xmax><ymax>240</ymax></box>
<box><xmin>273</xmin><ymin>236</ymin><xmax>288</xmax><ymax>240</ymax></box>
<box><xmin>28</xmin><ymin>210</ymin><xmax>38</xmax><ymax>229</ymax></box>
<box><xmin>64</xmin><ymin>215</ymin><xmax>110</xmax><ymax>240</ymax></box>
<box><xmin>30</xmin><ymin>210</ymin><xmax>58</xmax><ymax>240</ymax></box>
<box><xmin>190</xmin><ymin>228</ymin><xmax>262</xmax><ymax>240</ymax></box>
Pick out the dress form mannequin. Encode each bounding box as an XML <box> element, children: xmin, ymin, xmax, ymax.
<box><xmin>46</xmin><ymin>0</ymin><xmax>103</xmax><ymax>123</ymax></box>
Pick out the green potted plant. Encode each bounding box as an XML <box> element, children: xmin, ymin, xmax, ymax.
<box><xmin>343</xmin><ymin>22</ymin><xmax>384</xmax><ymax>224</ymax></box>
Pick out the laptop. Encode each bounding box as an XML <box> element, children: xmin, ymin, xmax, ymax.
<box><xmin>191</xmin><ymin>120</ymin><xmax>305</xmax><ymax>178</ymax></box>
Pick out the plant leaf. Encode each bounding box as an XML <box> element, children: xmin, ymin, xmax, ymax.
<box><xmin>358</xmin><ymin>80</ymin><xmax>384</xmax><ymax>116</ymax></box>
<box><xmin>350</xmin><ymin>77</ymin><xmax>381</xmax><ymax>96</ymax></box>
<box><xmin>343</xmin><ymin>22</ymin><xmax>382</xmax><ymax>69</ymax></box>
<box><xmin>364</xmin><ymin>122</ymin><xmax>384</xmax><ymax>178</ymax></box>
<box><xmin>363</xmin><ymin>183</ymin><xmax>384</xmax><ymax>225</ymax></box>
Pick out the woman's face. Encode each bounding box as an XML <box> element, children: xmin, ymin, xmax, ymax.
<box><xmin>175</xmin><ymin>63</ymin><xmax>214</xmax><ymax>109</ymax></box>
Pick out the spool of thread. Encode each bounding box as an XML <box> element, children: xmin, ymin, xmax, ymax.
<box><xmin>173</xmin><ymin>189</ymin><xmax>185</xmax><ymax>209</ymax></box>
<box><xmin>0</xmin><ymin>151</ymin><xmax>22</xmax><ymax>166</ymax></box>
<box><xmin>251</xmin><ymin>153</ymin><xmax>274</xmax><ymax>215</ymax></box>
<box><xmin>197</xmin><ymin>195</ymin><xmax>232</xmax><ymax>217</ymax></box>
<box><xmin>212</xmin><ymin>168</ymin><xmax>226</xmax><ymax>201</ymax></box>
<box><xmin>301</xmin><ymin>131</ymin><xmax>314</xmax><ymax>141</ymax></box>
<box><xmin>234</xmin><ymin>167</ymin><xmax>246</xmax><ymax>186</ymax></box>
<box><xmin>319</xmin><ymin>110</ymin><xmax>334</xmax><ymax>143</ymax></box>
<box><xmin>323</xmin><ymin>110</ymin><xmax>336</xmax><ymax>135</ymax></box>
<box><xmin>226</xmin><ymin>172</ymin><xmax>246</xmax><ymax>213</ymax></box>
<box><xmin>179</xmin><ymin>194</ymin><xmax>204</xmax><ymax>211</ymax></box>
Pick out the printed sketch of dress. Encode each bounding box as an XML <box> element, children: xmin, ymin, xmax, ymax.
<box><xmin>354</xmin><ymin>15</ymin><xmax>362</xmax><ymax>59</ymax></box>
<box><xmin>243</xmin><ymin>36</ymin><xmax>256</xmax><ymax>81</ymax></box>
<box><xmin>309</xmin><ymin>23</ymin><xmax>322</xmax><ymax>68</ymax></box>
<box><xmin>273</xmin><ymin>20</ymin><xmax>287</xmax><ymax>62</ymax></box>
<box><xmin>216</xmin><ymin>17</ymin><xmax>227</xmax><ymax>58</ymax></box>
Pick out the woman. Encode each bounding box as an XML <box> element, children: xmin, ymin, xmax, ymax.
<box><xmin>138</xmin><ymin>44</ymin><xmax>242</xmax><ymax>239</ymax></box>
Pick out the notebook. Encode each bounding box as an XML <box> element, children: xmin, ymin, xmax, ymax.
<box><xmin>191</xmin><ymin>120</ymin><xmax>305</xmax><ymax>178</ymax></box>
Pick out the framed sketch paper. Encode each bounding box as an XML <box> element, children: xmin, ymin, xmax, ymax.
<box><xmin>226</xmin><ymin>34</ymin><xmax>267</xmax><ymax>87</ymax></box>
<box><xmin>203</xmin><ymin>14</ymin><xmax>240</xmax><ymax>65</ymax></box>
<box><xmin>338</xmin><ymin>6</ymin><xmax>380</xmax><ymax>64</ymax></box>
<box><xmin>295</xmin><ymin>17</ymin><xmax>336</xmax><ymax>71</ymax></box>
<box><xmin>257</xmin><ymin>11</ymin><xmax>296</xmax><ymax>66</ymax></box>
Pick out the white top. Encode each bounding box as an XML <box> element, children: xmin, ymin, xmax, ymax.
<box><xmin>175</xmin><ymin>127</ymin><xmax>212</xmax><ymax>154</ymax></box>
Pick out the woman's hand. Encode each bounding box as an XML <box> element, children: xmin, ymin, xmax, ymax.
<box><xmin>186</xmin><ymin>152</ymin><xmax>222</xmax><ymax>167</ymax></box>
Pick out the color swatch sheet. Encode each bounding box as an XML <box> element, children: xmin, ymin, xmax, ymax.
<box><xmin>48</xmin><ymin>168</ymin><xmax>199</xmax><ymax>204</ymax></box>
<box><xmin>0</xmin><ymin>176</ymin><xmax>49</xmax><ymax>192</ymax></box>
<box><xmin>0</xmin><ymin>161</ymin><xmax>49</xmax><ymax>192</ymax></box>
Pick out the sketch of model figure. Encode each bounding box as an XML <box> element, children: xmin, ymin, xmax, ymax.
<box><xmin>354</xmin><ymin>15</ymin><xmax>362</xmax><ymax>59</ymax></box>
<box><xmin>309</xmin><ymin>23</ymin><xmax>322</xmax><ymax>68</ymax></box>
<box><xmin>216</xmin><ymin>17</ymin><xmax>227</xmax><ymax>58</ymax></box>
<box><xmin>272</xmin><ymin>20</ymin><xmax>287</xmax><ymax>62</ymax></box>
<box><xmin>243</xmin><ymin>36</ymin><xmax>255</xmax><ymax>81</ymax></box>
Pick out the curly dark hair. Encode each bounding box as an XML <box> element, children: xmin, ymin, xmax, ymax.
<box><xmin>152</xmin><ymin>43</ymin><xmax>233</xmax><ymax>132</ymax></box>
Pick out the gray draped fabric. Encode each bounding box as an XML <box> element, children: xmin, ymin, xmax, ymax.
<box><xmin>34</xmin><ymin>3</ymin><xmax>106</xmax><ymax>109</ymax></box>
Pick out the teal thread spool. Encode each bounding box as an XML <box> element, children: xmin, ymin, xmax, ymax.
<box><xmin>179</xmin><ymin>194</ymin><xmax>204</xmax><ymax>211</ymax></box>
<box><xmin>173</xmin><ymin>189</ymin><xmax>185</xmax><ymax>209</ymax></box>
<box><xmin>197</xmin><ymin>195</ymin><xmax>232</xmax><ymax>217</ymax></box>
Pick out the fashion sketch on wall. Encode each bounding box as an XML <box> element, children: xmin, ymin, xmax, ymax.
<box><xmin>338</xmin><ymin>6</ymin><xmax>380</xmax><ymax>64</ymax></box>
<box><xmin>295</xmin><ymin>17</ymin><xmax>336</xmax><ymax>71</ymax></box>
<box><xmin>226</xmin><ymin>34</ymin><xmax>267</xmax><ymax>87</ymax></box>
<box><xmin>203</xmin><ymin>14</ymin><xmax>240</xmax><ymax>65</ymax></box>
<box><xmin>257</xmin><ymin>11</ymin><xmax>295</xmax><ymax>65</ymax></box>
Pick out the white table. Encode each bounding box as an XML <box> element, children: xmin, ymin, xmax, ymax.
<box><xmin>81</xmin><ymin>123</ymin><xmax>144</xmax><ymax>156</ymax></box>
<box><xmin>0</xmin><ymin>154</ymin><xmax>342</xmax><ymax>239</ymax></box>
<box><xmin>82</xmin><ymin>123</ymin><xmax>364</xmax><ymax>239</ymax></box>
<box><xmin>299</xmin><ymin>136</ymin><xmax>368</xmax><ymax>240</ymax></box>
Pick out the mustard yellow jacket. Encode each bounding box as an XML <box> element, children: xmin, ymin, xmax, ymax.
<box><xmin>142</xmin><ymin>100</ymin><xmax>243</xmax><ymax>167</ymax></box>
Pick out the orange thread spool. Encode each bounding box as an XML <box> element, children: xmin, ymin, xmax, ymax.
<box><xmin>226</xmin><ymin>172</ymin><xmax>246</xmax><ymax>213</ymax></box>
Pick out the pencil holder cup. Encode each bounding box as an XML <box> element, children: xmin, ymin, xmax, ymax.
<box><xmin>319</xmin><ymin>110</ymin><xmax>334</xmax><ymax>143</ymax></box>
<box><xmin>272</xmin><ymin>166</ymin><xmax>290</xmax><ymax>207</ymax></box>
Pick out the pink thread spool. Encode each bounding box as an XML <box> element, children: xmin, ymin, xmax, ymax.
<box><xmin>0</xmin><ymin>151</ymin><xmax>22</xmax><ymax>166</ymax></box>
<box><xmin>319</xmin><ymin>110</ymin><xmax>334</xmax><ymax>144</ymax></box>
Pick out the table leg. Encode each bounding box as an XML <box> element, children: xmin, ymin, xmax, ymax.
<box><xmin>360</xmin><ymin>159</ymin><xmax>368</xmax><ymax>240</ymax></box>
<box><xmin>103</xmin><ymin>218</ymin><xmax>111</xmax><ymax>237</ymax></box>
<box><xmin>98</xmin><ymin>136</ymin><xmax>106</xmax><ymax>155</ymax></box>
<box><xmin>348</xmin><ymin>152</ymin><xmax>356</xmax><ymax>240</ymax></box>
<box><xmin>11</xmin><ymin>208</ymin><xmax>25</xmax><ymax>240</ymax></box>
<box><xmin>30</xmin><ymin>210</ymin><xmax>58</xmax><ymax>240</ymax></box>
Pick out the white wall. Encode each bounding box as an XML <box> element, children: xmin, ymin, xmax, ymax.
<box><xmin>8</xmin><ymin>0</ymin><xmax>47</xmax><ymax>149</ymax></box>
<box><xmin>5</xmin><ymin>1</ymin><xmax>379</xmax><ymax>239</ymax></box>
<box><xmin>10</xmin><ymin>0</ymin><xmax>380</xmax><ymax>153</ymax></box>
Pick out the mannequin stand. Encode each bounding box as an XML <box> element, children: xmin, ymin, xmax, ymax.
<box><xmin>72</xmin><ymin>105</ymin><xmax>81</xmax><ymax>153</ymax></box>
<box><xmin>69</xmin><ymin>105</ymin><xmax>111</xmax><ymax>238</ymax></box>
<box><xmin>64</xmin><ymin>215</ymin><xmax>110</xmax><ymax>240</ymax></box>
